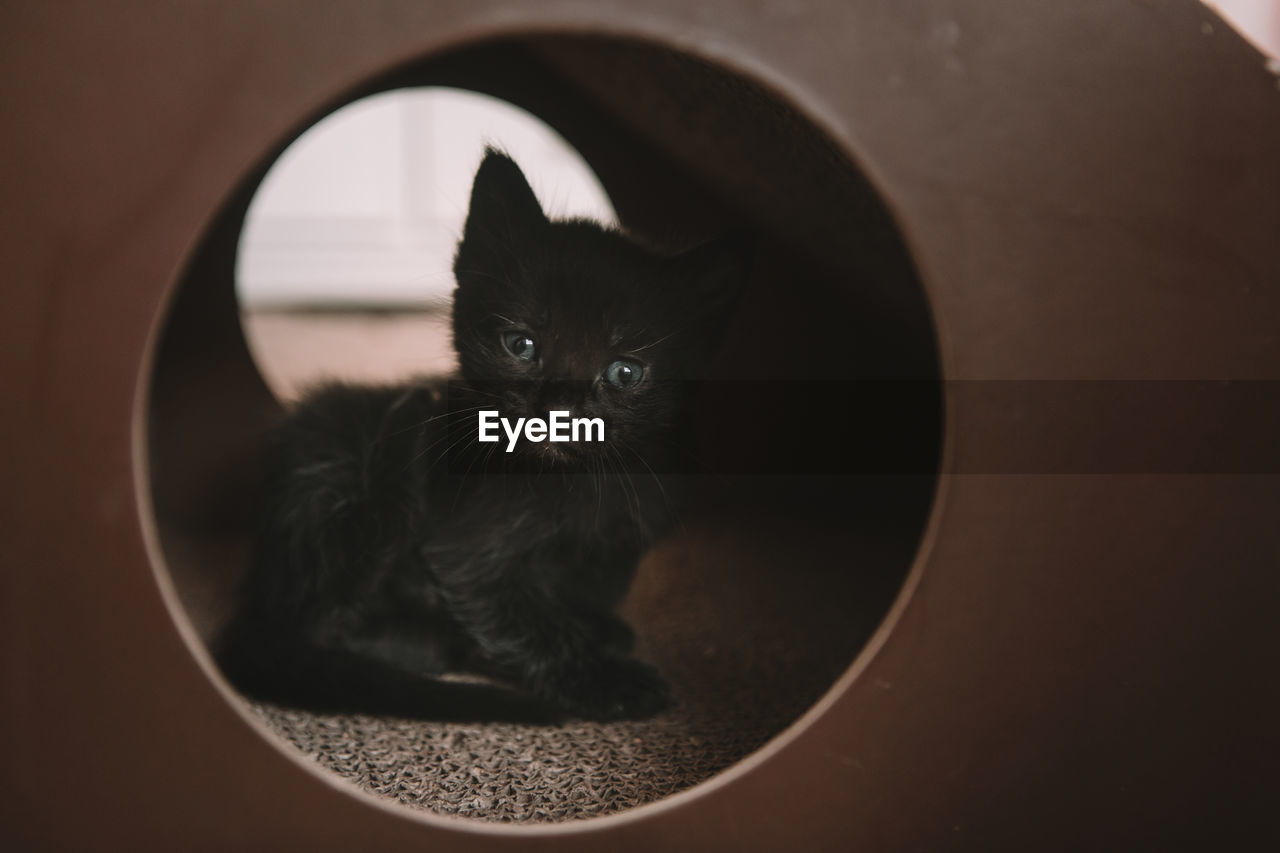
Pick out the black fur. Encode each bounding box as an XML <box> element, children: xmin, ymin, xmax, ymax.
<box><xmin>218</xmin><ymin>149</ymin><xmax>747</xmax><ymax>721</ymax></box>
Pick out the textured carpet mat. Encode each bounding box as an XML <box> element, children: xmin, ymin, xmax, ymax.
<box><xmin>246</xmin><ymin>504</ymin><xmax>911</xmax><ymax>821</ymax></box>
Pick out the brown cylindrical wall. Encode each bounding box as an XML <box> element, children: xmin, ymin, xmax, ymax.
<box><xmin>3</xmin><ymin>1</ymin><xmax>1278</xmax><ymax>850</ymax></box>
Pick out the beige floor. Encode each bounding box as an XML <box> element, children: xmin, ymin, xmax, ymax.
<box><xmin>242</xmin><ymin>310</ymin><xmax>457</xmax><ymax>401</ymax></box>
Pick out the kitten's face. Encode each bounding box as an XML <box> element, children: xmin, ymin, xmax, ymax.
<box><xmin>452</xmin><ymin>150</ymin><xmax>746</xmax><ymax>465</ymax></box>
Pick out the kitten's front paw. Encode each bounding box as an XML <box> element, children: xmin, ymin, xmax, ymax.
<box><xmin>557</xmin><ymin>657</ymin><xmax>670</xmax><ymax>722</ymax></box>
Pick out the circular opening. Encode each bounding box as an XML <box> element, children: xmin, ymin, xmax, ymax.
<box><xmin>147</xmin><ymin>34</ymin><xmax>942</xmax><ymax>825</ymax></box>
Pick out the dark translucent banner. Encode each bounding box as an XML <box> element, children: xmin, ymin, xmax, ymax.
<box><xmin>420</xmin><ymin>380</ymin><xmax>1279</xmax><ymax>475</ymax></box>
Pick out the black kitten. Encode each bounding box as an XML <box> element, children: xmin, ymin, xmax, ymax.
<box><xmin>218</xmin><ymin>149</ymin><xmax>747</xmax><ymax>721</ymax></box>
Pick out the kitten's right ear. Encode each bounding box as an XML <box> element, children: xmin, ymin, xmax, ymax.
<box><xmin>461</xmin><ymin>148</ymin><xmax>547</xmax><ymax>246</ymax></box>
<box><xmin>677</xmin><ymin>231</ymin><xmax>753</xmax><ymax>322</ymax></box>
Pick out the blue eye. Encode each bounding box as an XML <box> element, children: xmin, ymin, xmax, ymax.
<box><xmin>603</xmin><ymin>359</ymin><xmax>645</xmax><ymax>389</ymax></box>
<box><xmin>501</xmin><ymin>330</ymin><xmax>537</xmax><ymax>362</ymax></box>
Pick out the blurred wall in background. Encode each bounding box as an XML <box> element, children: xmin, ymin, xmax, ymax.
<box><xmin>237</xmin><ymin>88</ymin><xmax>615</xmax><ymax>309</ymax></box>
<box><xmin>1205</xmin><ymin>0</ymin><xmax>1280</xmax><ymax>58</ymax></box>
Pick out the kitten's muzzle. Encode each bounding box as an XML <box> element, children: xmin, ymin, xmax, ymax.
<box><xmin>533</xmin><ymin>379</ymin><xmax>591</xmax><ymax>414</ymax></box>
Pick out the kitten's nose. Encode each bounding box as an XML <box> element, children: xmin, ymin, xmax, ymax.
<box><xmin>536</xmin><ymin>380</ymin><xmax>584</xmax><ymax>418</ymax></box>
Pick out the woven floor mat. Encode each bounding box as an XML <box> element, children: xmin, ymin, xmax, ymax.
<box><xmin>247</xmin><ymin>506</ymin><xmax>910</xmax><ymax>821</ymax></box>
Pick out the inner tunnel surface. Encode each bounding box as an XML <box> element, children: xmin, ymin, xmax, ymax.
<box><xmin>148</xmin><ymin>36</ymin><xmax>940</xmax><ymax>821</ymax></box>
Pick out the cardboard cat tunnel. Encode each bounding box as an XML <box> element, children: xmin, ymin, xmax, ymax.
<box><xmin>148</xmin><ymin>28</ymin><xmax>945</xmax><ymax>823</ymax></box>
<box><xmin>4</xmin><ymin>1</ymin><xmax>1278</xmax><ymax>848</ymax></box>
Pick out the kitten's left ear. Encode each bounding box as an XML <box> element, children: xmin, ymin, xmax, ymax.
<box><xmin>461</xmin><ymin>148</ymin><xmax>547</xmax><ymax>246</ymax></box>
<box><xmin>676</xmin><ymin>231</ymin><xmax>753</xmax><ymax>322</ymax></box>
